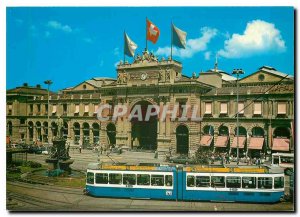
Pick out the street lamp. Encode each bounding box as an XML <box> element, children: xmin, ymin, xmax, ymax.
<box><xmin>232</xmin><ymin>69</ymin><xmax>244</xmax><ymax>165</ymax></box>
<box><xmin>44</xmin><ymin>80</ymin><xmax>53</xmax><ymax>145</ymax></box>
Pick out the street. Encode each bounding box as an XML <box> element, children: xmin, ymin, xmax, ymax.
<box><xmin>7</xmin><ymin>181</ymin><xmax>294</xmax><ymax>211</ymax></box>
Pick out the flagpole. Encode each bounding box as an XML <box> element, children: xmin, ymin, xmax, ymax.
<box><xmin>171</xmin><ymin>21</ymin><xmax>173</xmax><ymax>60</ymax></box>
<box><xmin>123</xmin><ymin>30</ymin><xmax>126</xmax><ymax>63</ymax></box>
<box><xmin>146</xmin><ymin>17</ymin><xmax>148</xmax><ymax>51</ymax></box>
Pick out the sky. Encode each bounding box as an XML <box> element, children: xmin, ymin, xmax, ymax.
<box><xmin>6</xmin><ymin>7</ymin><xmax>294</xmax><ymax>91</ymax></box>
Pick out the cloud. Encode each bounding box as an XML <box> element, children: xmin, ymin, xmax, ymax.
<box><xmin>15</xmin><ymin>19</ymin><xmax>24</xmax><ymax>25</ymax></box>
<box><xmin>47</xmin><ymin>20</ymin><xmax>73</xmax><ymax>33</ymax></box>
<box><xmin>218</xmin><ymin>20</ymin><xmax>286</xmax><ymax>58</ymax></box>
<box><xmin>204</xmin><ymin>51</ymin><xmax>211</xmax><ymax>60</ymax></box>
<box><xmin>155</xmin><ymin>27</ymin><xmax>218</xmax><ymax>58</ymax></box>
<box><xmin>99</xmin><ymin>60</ymin><xmax>104</xmax><ymax>67</ymax></box>
<box><xmin>45</xmin><ymin>31</ymin><xmax>51</xmax><ymax>38</ymax></box>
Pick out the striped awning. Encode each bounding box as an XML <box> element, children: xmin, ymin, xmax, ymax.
<box><xmin>248</xmin><ymin>137</ymin><xmax>264</xmax><ymax>150</ymax></box>
<box><xmin>200</xmin><ymin>135</ymin><xmax>213</xmax><ymax>147</ymax></box>
<box><xmin>272</xmin><ymin>138</ymin><xmax>290</xmax><ymax>151</ymax></box>
<box><xmin>215</xmin><ymin>136</ymin><xmax>228</xmax><ymax>148</ymax></box>
<box><xmin>231</xmin><ymin>136</ymin><xmax>246</xmax><ymax>148</ymax></box>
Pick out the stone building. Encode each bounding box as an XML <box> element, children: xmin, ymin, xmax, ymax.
<box><xmin>6</xmin><ymin>51</ymin><xmax>294</xmax><ymax>158</ymax></box>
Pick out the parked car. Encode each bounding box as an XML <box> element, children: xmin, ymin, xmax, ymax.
<box><xmin>169</xmin><ymin>155</ymin><xmax>196</xmax><ymax>165</ymax></box>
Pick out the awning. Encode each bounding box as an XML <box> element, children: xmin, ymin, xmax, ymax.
<box><xmin>231</xmin><ymin>136</ymin><xmax>246</xmax><ymax>148</ymax></box>
<box><xmin>248</xmin><ymin>137</ymin><xmax>264</xmax><ymax>150</ymax></box>
<box><xmin>272</xmin><ymin>138</ymin><xmax>290</xmax><ymax>151</ymax></box>
<box><xmin>200</xmin><ymin>135</ymin><xmax>213</xmax><ymax>147</ymax></box>
<box><xmin>215</xmin><ymin>136</ymin><xmax>228</xmax><ymax>148</ymax></box>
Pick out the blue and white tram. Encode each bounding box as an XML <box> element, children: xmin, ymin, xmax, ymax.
<box><xmin>86</xmin><ymin>164</ymin><xmax>178</xmax><ymax>200</ymax></box>
<box><xmin>85</xmin><ymin>164</ymin><xmax>285</xmax><ymax>203</ymax></box>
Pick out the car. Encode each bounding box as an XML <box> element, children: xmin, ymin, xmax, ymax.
<box><xmin>169</xmin><ymin>155</ymin><xmax>196</xmax><ymax>165</ymax></box>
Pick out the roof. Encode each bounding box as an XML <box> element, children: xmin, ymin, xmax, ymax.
<box><xmin>7</xmin><ymin>86</ymin><xmax>54</xmax><ymax>95</ymax></box>
<box><xmin>206</xmin><ymin>69</ymin><xmax>237</xmax><ymax>82</ymax></box>
<box><xmin>203</xmin><ymin>84</ymin><xmax>294</xmax><ymax>96</ymax></box>
<box><xmin>258</xmin><ymin>66</ymin><xmax>294</xmax><ymax>79</ymax></box>
<box><xmin>85</xmin><ymin>77</ymin><xmax>116</xmax><ymax>87</ymax></box>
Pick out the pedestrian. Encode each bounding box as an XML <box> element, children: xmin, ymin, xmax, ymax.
<box><xmin>79</xmin><ymin>145</ymin><xmax>82</xmax><ymax>153</ymax></box>
<box><xmin>100</xmin><ymin>146</ymin><xmax>103</xmax><ymax>155</ymax></box>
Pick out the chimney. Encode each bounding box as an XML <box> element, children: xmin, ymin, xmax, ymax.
<box><xmin>23</xmin><ymin>83</ymin><xmax>28</xmax><ymax>87</ymax></box>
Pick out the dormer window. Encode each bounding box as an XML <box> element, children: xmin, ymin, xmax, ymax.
<box><xmin>258</xmin><ymin>74</ymin><xmax>265</xmax><ymax>81</ymax></box>
<box><xmin>83</xmin><ymin>84</ymin><xmax>87</xmax><ymax>90</ymax></box>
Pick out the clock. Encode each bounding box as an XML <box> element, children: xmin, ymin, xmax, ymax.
<box><xmin>141</xmin><ymin>72</ymin><xmax>148</xmax><ymax>80</ymax></box>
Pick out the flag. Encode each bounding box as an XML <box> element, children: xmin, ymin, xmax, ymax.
<box><xmin>172</xmin><ymin>23</ymin><xmax>187</xmax><ymax>49</ymax></box>
<box><xmin>147</xmin><ymin>19</ymin><xmax>160</xmax><ymax>44</ymax></box>
<box><xmin>124</xmin><ymin>32</ymin><xmax>137</xmax><ymax>57</ymax></box>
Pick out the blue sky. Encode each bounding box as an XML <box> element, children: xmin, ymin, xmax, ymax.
<box><xmin>7</xmin><ymin>7</ymin><xmax>294</xmax><ymax>91</ymax></box>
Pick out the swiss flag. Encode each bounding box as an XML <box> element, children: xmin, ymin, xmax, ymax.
<box><xmin>147</xmin><ymin>19</ymin><xmax>160</xmax><ymax>44</ymax></box>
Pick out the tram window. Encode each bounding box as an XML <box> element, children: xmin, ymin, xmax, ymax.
<box><xmin>187</xmin><ymin>175</ymin><xmax>195</xmax><ymax>187</ymax></box>
<box><xmin>86</xmin><ymin>172</ymin><xmax>94</xmax><ymax>184</ymax></box>
<box><xmin>226</xmin><ymin>176</ymin><xmax>241</xmax><ymax>188</ymax></box>
<box><xmin>242</xmin><ymin>177</ymin><xmax>256</xmax><ymax>189</ymax></box>
<box><xmin>109</xmin><ymin>173</ymin><xmax>122</xmax><ymax>185</ymax></box>
<box><xmin>258</xmin><ymin>177</ymin><xmax>273</xmax><ymax>189</ymax></box>
<box><xmin>196</xmin><ymin>176</ymin><xmax>210</xmax><ymax>187</ymax></box>
<box><xmin>137</xmin><ymin>174</ymin><xmax>150</xmax><ymax>185</ymax></box>
<box><xmin>151</xmin><ymin>175</ymin><xmax>164</xmax><ymax>186</ymax></box>
<box><xmin>274</xmin><ymin>177</ymin><xmax>284</xmax><ymax>188</ymax></box>
<box><xmin>165</xmin><ymin>175</ymin><xmax>173</xmax><ymax>186</ymax></box>
<box><xmin>211</xmin><ymin>176</ymin><xmax>225</xmax><ymax>188</ymax></box>
<box><xmin>95</xmin><ymin>173</ymin><xmax>108</xmax><ymax>184</ymax></box>
<box><xmin>123</xmin><ymin>174</ymin><xmax>136</xmax><ymax>185</ymax></box>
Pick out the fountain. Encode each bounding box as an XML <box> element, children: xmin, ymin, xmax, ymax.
<box><xmin>45</xmin><ymin>117</ymin><xmax>74</xmax><ymax>176</ymax></box>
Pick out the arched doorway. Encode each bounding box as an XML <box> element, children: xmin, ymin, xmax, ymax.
<box><xmin>51</xmin><ymin>122</ymin><xmax>58</xmax><ymax>137</ymax></box>
<box><xmin>43</xmin><ymin>122</ymin><xmax>48</xmax><ymax>142</ymax></box>
<box><xmin>176</xmin><ymin>125</ymin><xmax>189</xmax><ymax>155</ymax></box>
<box><xmin>28</xmin><ymin>121</ymin><xmax>34</xmax><ymax>141</ymax></box>
<box><xmin>73</xmin><ymin>122</ymin><xmax>80</xmax><ymax>144</ymax></box>
<box><xmin>63</xmin><ymin>122</ymin><xmax>68</xmax><ymax>140</ymax></box>
<box><xmin>36</xmin><ymin>121</ymin><xmax>42</xmax><ymax>142</ymax></box>
<box><xmin>248</xmin><ymin>127</ymin><xmax>265</xmax><ymax>158</ymax></box>
<box><xmin>83</xmin><ymin>122</ymin><xmax>90</xmax><ymax>148</ymax></box>
<box><xmin>7</xmin><ymin>121</ymin><xmax>13</xmax><ymax>136</ymax></box>
<box><xmin>107</xmin><ymin>123</ymin><xmax>116</xmax><ymax>147</ymax></box>
<box><xmin>92</xmin><ymin>123</ymin><xmax>100</xmax><ymax>145</ymax></box>
<box><xmin>130</xmin><ymin>100</ymin><xmax>157</xmax><ymax>150</ymax></box>
<box><xmin>274</xmin><ymin>127</ymin><xmax>290</xmax><ymax>138</ymax></box>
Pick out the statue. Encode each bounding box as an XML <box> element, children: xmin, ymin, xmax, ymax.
<box><xmin>57</xmin><ymin>116</ymin><xmax>64</xmax><ymax>139</ymax></box>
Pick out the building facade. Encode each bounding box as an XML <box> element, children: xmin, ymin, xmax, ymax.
<box><xmin>6</xmin><ymin>51</ymin><xmax>294</xmax><ymax>158</ymax></box>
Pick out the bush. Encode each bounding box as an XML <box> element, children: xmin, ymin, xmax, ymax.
<box><xmin>194</xmin><ymin>147</ymin><xmax>212</xmax><ymax>165</ymax></box>
<box><xmin>26</xmin><ymin>161</ymin><xmax>42</xmax><ymax>168</ymax></box>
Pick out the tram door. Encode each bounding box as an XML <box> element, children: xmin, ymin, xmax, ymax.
<box><xmin>176</xmin><ymin>168</ymin><xmax>184</xmax><ymax>201</ymax></box>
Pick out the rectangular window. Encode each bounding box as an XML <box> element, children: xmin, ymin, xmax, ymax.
<box><xmin>8</xmin><ymin>104</ymin><xmax>12</xmax><ymax>115</ymax></box>
<box><xmin>187</xmin><ymin>175</ymin><xmax>195</xmax><ymax>187</ymax></box>
<box><xmin>258</xmin><ymin>177</ymin><xmax>273</xmax><ymax>189</ymax></box>
<box><xmin>74</xmin><ymin>104</ymin><xmax>80</xmax><ymax>114</ymax></box>
<box><xmin>277</xmin><ymin>102</ymin><xmax>287</xmax><ymax>115</ymax></box>
<box><xmin>37</xmin><ymin>104</ymin><xmax>41</xmax><ymax>113</ymax></box>
<box><xmin>123</xmin><ymin>174</ymin><xmax>136</xmax><ymax>185</ymax></box>
<box><xmin>29</xmin><ymin>104</ymin><xmax>33</xmax><ymax>113</ymax></box>
<box><xmin>86</xmin><ymin>172</ymin><xmax>94</xmax><ymax>184</ymax></box>
<box><xmin>52</xmin><ymin>105</ymin><xmax>57</xmax><ymax>114</ymax></box>
<box><xmin>84</xmin><ymin>104</ymin><xmax>89</xmax><ymax>113</ymax></box>
<box><xmin>109</xmin><ymin>173</ymin><xmax>122</xmax><ymax>185</ymax></box>
<box><xmin>238</xmin><ymin>102</ymin><xmax>244</xmax><ymax>114</ymax></box>
<box><xmin>151</xmin><ymin>175</ymin><xmax>164</xmax><ymax>186</ymax></box>
<box><xmin>226</xmin><ymin>176</ymin><xmax>241</xmax><ymax>188</ymax></box>
<box><xmin>220</xmin><ymin>102</ymin><xmax>228</xmax><ymax>114</ymax></box>
<box><xmin>63</xmin><ymin>104</ymin><xmax>67</xmax><ymax>114</ymax></box>
<box><xmin>254</xmin><ymin>102</ymin><xmax>262</xmax><ymax>115</ymax></box>
<box><xmin>196</xmin><ymin>176</ymin><xmax>210</xmax><ymax>187</ymax></box>
<box><xmin>178</xmin><ymin>101</ymin><xmax>185</xmax><ymax>117</ymax></box>
<box><xmin>137</xmin><ymin>174</ymin><xmax>150</xmax><ymax>186</ymax></box>
<box><xmin>205</xmin><ymin>102</ymin><xmax>212</xmax><ymax>114</ymax></box>
<box><xmin>211</xmin><ymin>176</ymin><xmax>225</xmax><ymax>188</ymax></box>
<box><xmin>45</xmin><ymin>104</ymin><xmax>48</xmax><ymax>114</ymax></box>
<box><xmin>242</xmin><ymin>177</ymin><xmax>256</xmax><ymax>189</ymax></box>
<box><xmin>95</xmin><ymin>173</ymin><xmax>108</xmax><ymax>184</ymax></box>
<box><xmin>165</xmin><ymin>175</ymin><xmax>173</xmax><ymax>186</ymax></box>
<box><xmin>94</xmin><ymin>104</ymin><xmax>99</xmax><ymax>114</ymax></box>
<box><xmin>274</xmin><ymin>177</ymin><xmax>284</xmax><ymax>189</ymax></box>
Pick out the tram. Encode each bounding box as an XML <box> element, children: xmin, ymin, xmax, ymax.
<box><xmin>85</xmin><ymin>163</ymin><xmax>285</xmax><ymax>203</ymax></box>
